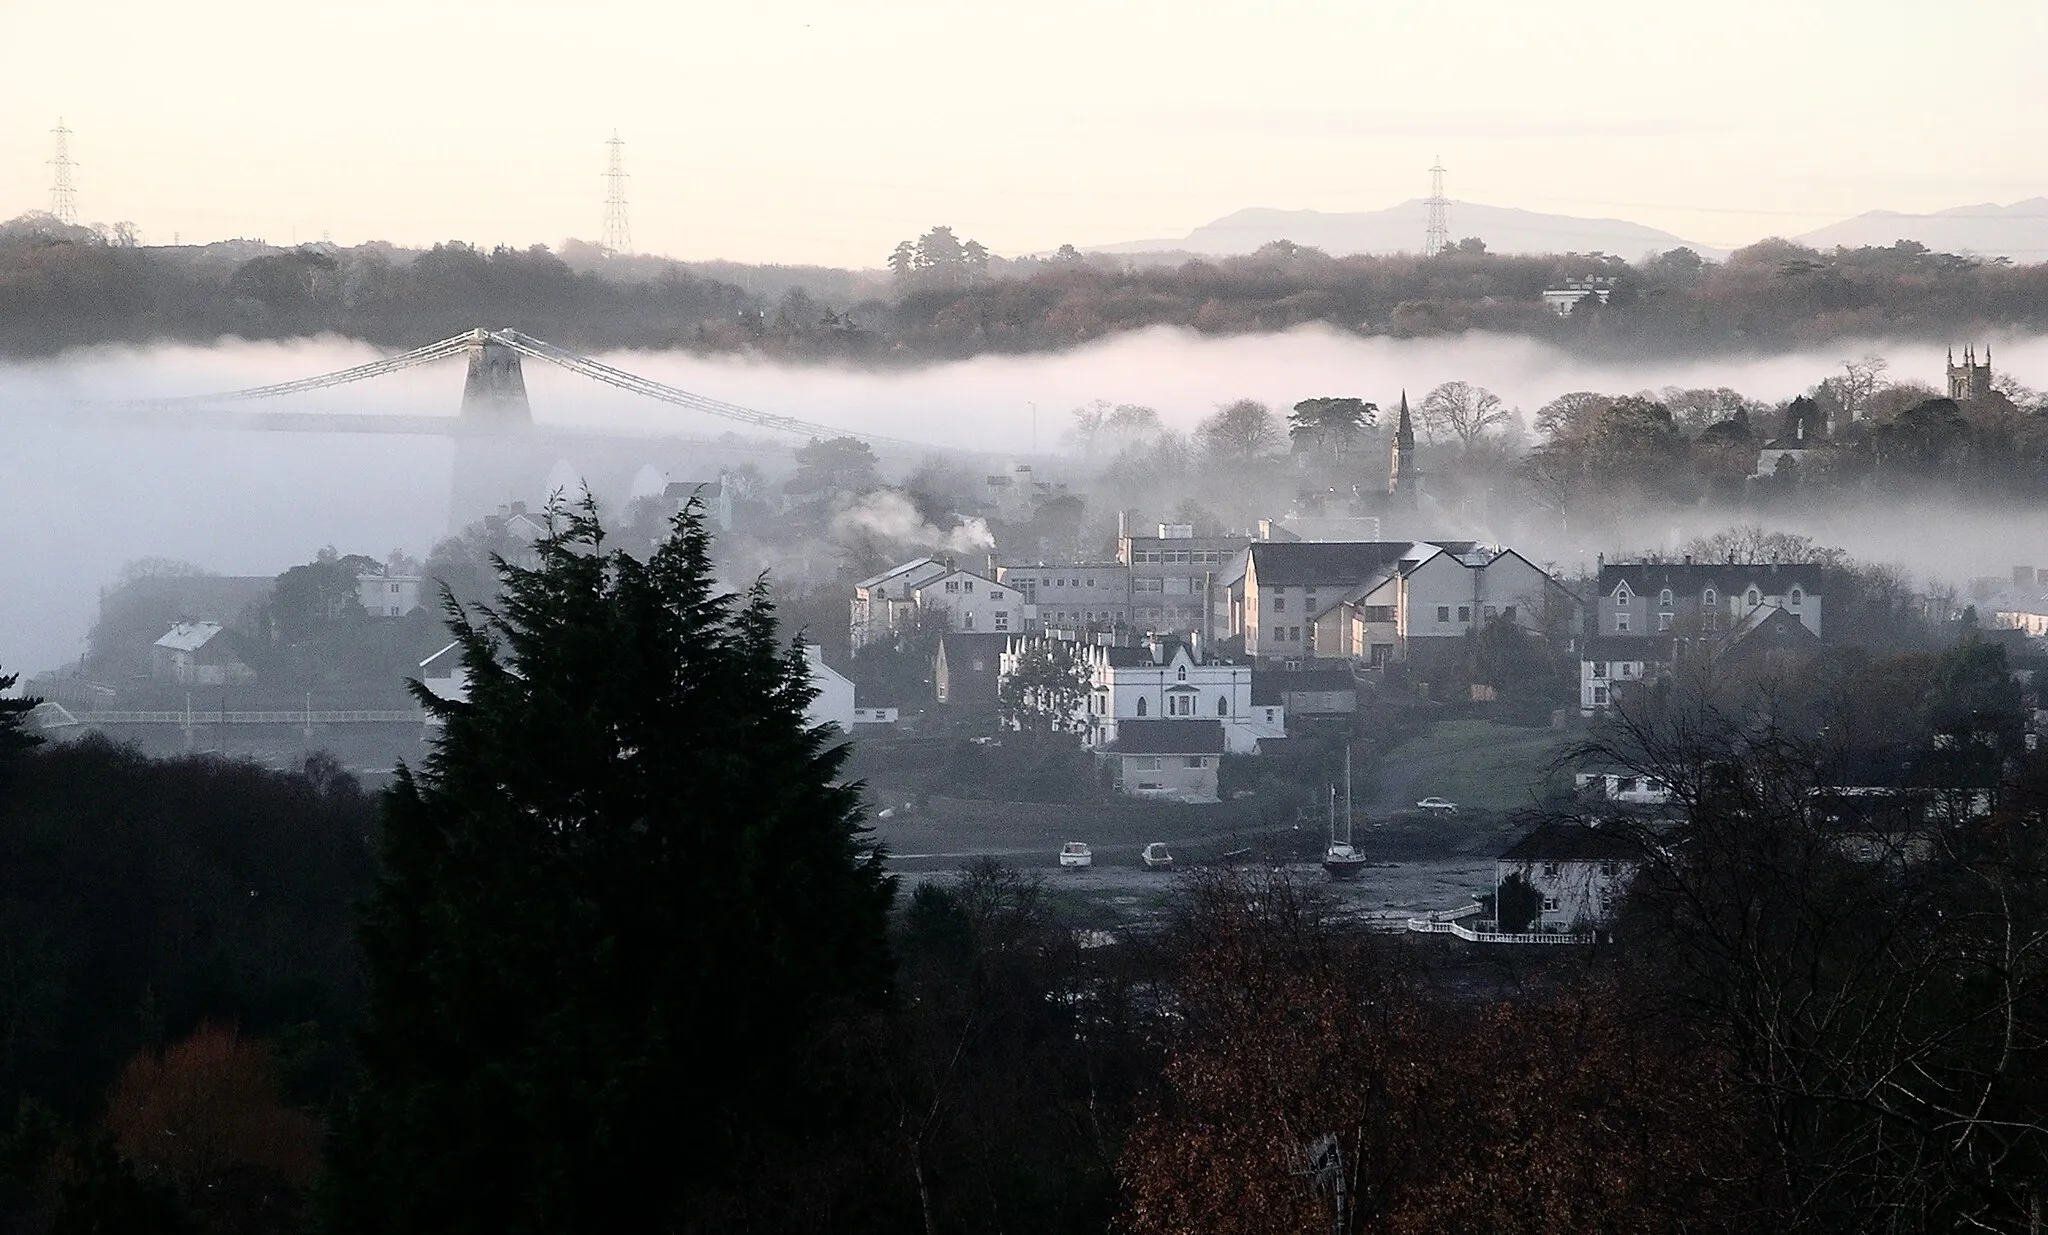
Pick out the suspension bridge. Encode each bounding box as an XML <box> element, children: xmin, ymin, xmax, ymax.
<box><xmin>67</xmin><ymin>328</ymin><xmax>955</xmax><ymax>520</ymax></box>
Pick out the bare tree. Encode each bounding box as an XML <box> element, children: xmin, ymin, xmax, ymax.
<box><xmin>1195</xmin><ymin>399</ymin><xmax>1281</xmax><ymax>461</ymax></box>
<box><xmin>1417</xmin><ymin>381</ymin><xmax>1513</xmax><ymax>446</ymax></box>
<box><xmin>1822</xmin><ymin>354</ymin><xmax>1890</xmax><ymax>424</ymax></box>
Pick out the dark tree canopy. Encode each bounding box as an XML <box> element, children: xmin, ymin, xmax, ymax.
<box><xmin>328</xmin><ymin>497</ymin><xmax>895</xmax><ymax>1234</ymax></box>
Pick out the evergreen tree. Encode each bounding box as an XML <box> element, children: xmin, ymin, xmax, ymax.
<box><xmin>327</xmin><ymin>498</ymin><xmax>895</xmax><ymax>1234</ymax></box>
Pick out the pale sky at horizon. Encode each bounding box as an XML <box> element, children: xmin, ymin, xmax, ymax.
<box><xmin>5</xmin><ymin>0</ymin><xmax>2045</xmax><ymax>267</ymax></box>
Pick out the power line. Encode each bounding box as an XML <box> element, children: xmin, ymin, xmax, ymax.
<box><xmin>602</xmin><ymin>130</ymin><xmax>632</xmax><ymax>256</ymax></box>
<box><xmin>49</xmin><ymin>118</ymin><xmax>79</xmax><ymax>225</ymax></box>
<box><xmin>1424</xmin><ymin>156</ymin><xmax>1449</xmax><ymax>256</ymax></box>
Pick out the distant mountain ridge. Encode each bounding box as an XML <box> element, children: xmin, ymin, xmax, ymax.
<box><xmin>1084</xmin><ymin>197</ymin><xmax>2048</xmax><ymax>264</ymax></box>
<box><xmin>1086</xmin><ymin>201</ymin><xmax>1725</xmax><ymax>260</ymax></box>
<box><xmin>1792</xmin><ymin>198</ymin><xmax>2048</xmax><ymax>261</ymax></box>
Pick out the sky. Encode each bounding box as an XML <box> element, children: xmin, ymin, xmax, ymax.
<box><xmin>4</xmin><ymin>0</ymin><xmax>2046</xmax><ymax>267</ymax></box>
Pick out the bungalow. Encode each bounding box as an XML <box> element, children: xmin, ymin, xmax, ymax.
<box><xmin>1105</xmin><ymin>718</ymin><xmax>1225</xmax><ymax>802</ymax></box>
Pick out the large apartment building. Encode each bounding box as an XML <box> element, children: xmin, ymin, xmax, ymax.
<box><xmin>1116</xmin><ymin>517</ymin><xmax>1250</xmax><ymax>638</ymax></box>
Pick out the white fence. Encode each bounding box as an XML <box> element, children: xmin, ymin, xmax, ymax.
<box><xmin>35</xmin><ymin>704</ymin><xmax>428</xmax><ymax>729</ymax></box>
<box><xmin>1406</xmin><ymin>915</ymin><xmax>1599</xmax><ymax>946</ymax></box>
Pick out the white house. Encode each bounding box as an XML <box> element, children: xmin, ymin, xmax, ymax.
<box><xmin>1578</xmin><ymin>639</ymin><xmax>1654</xmax><ymax>713</ymax></box>
<box><xmin>1495</xmin><ymin>822</ymin><xmax>1641</xmax><ymax>932</ymax></box>
<box><xmin>1001</xmin><ymin>631</ymin><xmax>1284</xmax><ymax>756</ymax></box>
<box><xmin>151</xmin><ymin>622</ymin><xmax>255</xmax><ymax>686</ymax></box>
<box><xmin>357</xmin><ymin>557</ymin><xmax>426</xmax><ymax>619</ymax></box>
<box><xmin>850</xmin><ymin>557</ymin><xmax>952</xmax><ymax>651</ymax></box>
<box><xmin>804</xmin><ymin>646</ymin><xmax>857</xmax><ymax>732</ymax></box>
<box><xmin>1574</xmin><ymin>769</ymin><xmax>1674</xmax><ymax>805</ymax></box>
<box><xmin>1104</xmin><ymin>719</ymin><xmax>1225</xmax><ymax>802</ymax></box>
<box><xmin>911</xmin><ymin>569</ymin><xmax>1028</xmax><ymax>638</ymax></box>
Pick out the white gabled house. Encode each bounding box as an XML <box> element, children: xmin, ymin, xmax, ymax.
<box><xmin>850</xmin><ymin>557</ymin><xmax>952</xmax><ymax>651</ymax></box>
<box><xmin>1000</xmin><ymin>631</ymin><xmax>1284</xmax><ymax>758</ymax></box>
<box><xmin>1495</xmin><ymin>822</ymin><xmax>1642</xmax><ymax>932</ymax></box>
<box><xmin>912</xmin><ymin>569</ymin><xmax>1028</xmax><ymax>638</ymax></box>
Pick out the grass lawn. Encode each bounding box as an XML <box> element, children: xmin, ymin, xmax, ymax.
<box><xmin>1379</xmin><ymin>718</ymin><xmax>1576</xmax><ymax>813</ymax></box>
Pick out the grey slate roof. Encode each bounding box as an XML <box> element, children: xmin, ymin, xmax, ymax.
<box><xmin>1246</xmin><ymin>541</ymin><xmax>1413</xmax><ymax>588</ymax></box>
<box><xmin>1499</xmin><ymin>822</ymin><xmax>1643</xmax><ymax>863</ymax></box>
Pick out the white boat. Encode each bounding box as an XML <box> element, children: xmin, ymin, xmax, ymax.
<box><xmin>1059</xmin><ymin>842</ymin><xmax>1093</xmax><ymax>868</ymax></box>
<box><xmin>1323</xmin><ymin>748</ymin><xmax>1369</xmax><ymax>880</ymax></box>
<box><xmin>1141</xmin><ymin>842</ymin><xmax>1174</xmax><ymax>870</ymax></box>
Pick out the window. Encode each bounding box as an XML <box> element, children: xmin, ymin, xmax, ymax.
<box><xmin>1616</xmin><ymin>587</ymin><xmax>1631</xmax><ymax>606</ymax></box>
<box><xmin>963</xmin><ymin>581</ymin><xmax>974</xmax><ymax>593</ymax></box>
<box><xmin>945</xmin><ymin>581</ymin><xmax>960</xmax><ymax>592</ymax></box>
<box><xmin>991</xmin><ymin>589</ymin><xmax>1004</xmax><ymax>600</ymax></box>
<box><xmin>1436</xmin><ymin>605</ymin><xmax>1451</xmax><ymax>623</ymax></box>
<box><xmin>1273</xmin><ymin>595</ymin><xmax>1286</xmax><ymax>611</ymax></box>
<box><xmin>1457</xmin><ymin>605</ymin><xmax>1472</xmax><ymax>623</ymax></box>
<box><xmin>1138</xmin><ymin>756</ymin><xmax>1160</xmax><ymax>770</ymax></box>
<box><xmin>1658</xmin><ymin>588</ymin><xmax>1672</xmax><ymax>606</ymax></box>
<box><xmin>1503</xmin><ymin>606</ymin><xmax>1516</xmax><ymax>622</ymax></box>
<box><xmin>962</xmin><ymin>613</ymin><xmax>976</xmax><ymax>630</ymax></box>
<box><xmin>1176</xmin><ymin>666</ymin><xmax>1187</xmax><ymax>681</ymax></box>
<box><xmin>1658</xmin><ymin>612</ymin><xmax>1673</xmax><ymax>631</ymax></box>
<box><xmin>1217</xmin><ymin>697</ymin><xmax>1230</xmax><ymax>716</ymax></box>
<box><xmin>1542</xmin><ymin>896</ymin><xmax>1560</xmax><ymax>913</ymax></box>
<box><xmin>1291</xmin><ymin>626</ymin><xmax>1302</xmax><ymax>642</ymax></box>
<box><xmin>1592</xmin><ymin>685</ymin><xmax>1609</xmax><ymax>704</ymax></box>
<box><xmin>1598</xmin><ymin>862</ymin><xmax>1617</xmax><ymax>878</ymax></box>
<box><xmin>1136</xmin><ymin>697</ymin><xmax>1147</xmax><ymax>716</ymax></box>
<box><xmin>1789</xmin><ymin>587</ymin><xmax>1803</xmax><ymax>608</ymax></box>
<box><xmin>1184</xmin><ymin>755</ymin><xmax>1205</xmax><ymax>768</ymax></box>
<box><xmin>389</xmin><ymin>583</ymin><xmax>401</xmax><ymax>595</ymax></box>
<box><xmin>1483</xmin><ymin>604</ymin><xmax>1497</xmax><ymax>619</ymax></box>
<box><xmin>1055</xmin><ymin>578</ymin><xmax>1065</xmax><ymax>588</ymax></box>
<box><xmin>993</xmin><ymin>612</ymin><xmax>1009</xmax><ymax>632</ymax></box>
<box><xmin>1746</xmin><ymin>588</ymin><xmax>1760</xmax><ymax>607</ymax></box>
<box><xmin>1615</xmin><ymin>612</ymin><xmax>1630</xmax><ymax>632</ymax></box>
<box><xmin>1703</xmin><ymin>588</ymin><xmax>1716</xmax><ymax>607</ymax></box>
<box><xmin>1169</xmin><ymin>694</ymin><xmax>1194</xmax><ymax>716</ymax></box>
<box><xmin>1542</xmin><ymin>862</ymin><xmax>1558</xmax><ymax>878</ymax></box>
<box><xmin>1592</xmin><ymin>661</ymin><xmax>1608</xmax><ymax>679</ymax></box>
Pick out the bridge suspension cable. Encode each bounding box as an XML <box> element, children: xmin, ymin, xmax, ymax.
<box><xmin>112</xmin><ymin>330</ymin><xmax>483</xmax><ymax>406</ymax></box>
<box><xmin>484</xmin><ymin>330</ymin><xmax>936</xmax><ymax>449</ymax></box>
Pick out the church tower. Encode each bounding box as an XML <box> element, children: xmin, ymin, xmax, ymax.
<box><xmin>1388</xmin><ymin>390</ymin><xmax>1417</xmax><ymax>506</ymax></box>
<box><xmin>1947</xmin><ymin>345</ymin><xmax>1992</xmax><ymax>401</ymax></box>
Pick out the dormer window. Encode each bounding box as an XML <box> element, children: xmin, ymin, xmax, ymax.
<box><xmin>1658</xmin><ymin>588</ymin><xmax>1673</xmax><ymax>606</ymax></box>
<box><xmin>1703</xmin><ymin>588</ymin><xmax>1716</xmax><ymax>607</ymax></box>
<box><xmin>1615</xmin><ymin>586</ymin><xmax>1631</xmax><ymax>606</ymax></box>
<box><xmin>1176</xmin><ymin>666</ymin><xmax>1188</xmax><ymax>682</ymax></box>
<box><xmin>1789</xmin><ymin>587</ymin><xmax>1803</xmax><ymax>608</ymax></box>
<box><xmin>1745</xmin><ymin>588</ymin><xmax>1760</xmax><ymax>607</ymax></box>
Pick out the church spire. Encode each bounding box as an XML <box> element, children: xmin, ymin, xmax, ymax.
<box><xmin>1388</xmin><ymin>390</ymin><xmax>1417</xmax><ymax>505</ymax></box>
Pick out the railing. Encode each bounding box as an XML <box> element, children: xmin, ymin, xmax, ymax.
<box><xmin>1406</xmin><ymin>915</ymin><xmax>1600</xmax><ymax>945</ymax></box>
<box><xmin>43</xmin><ymin>709</ymin><xmax>428</xmax><ymax>727</ymax></box>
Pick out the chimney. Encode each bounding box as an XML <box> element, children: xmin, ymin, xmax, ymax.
<box><xmin>1117</xmin><ymin>509</ymin><xmax>1130</xmax><ymax>540</ymax></box>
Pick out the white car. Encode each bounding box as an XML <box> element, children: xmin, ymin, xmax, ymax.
<box><xmin>1416</xmin><ymin>797</ymin><xmax>1459</xmax><ymax>815</ymax></box>
<box><xmin>1140</xmin><ymin>842</ymin><xmax>1174</xmax><ymax>870</ymax></box>
<box><xmin>1059</xmin><ymin>842</ymin><xmax>1093</xmax><ymax>868</ymax></box>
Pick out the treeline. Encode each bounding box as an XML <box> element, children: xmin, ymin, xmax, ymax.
<box><xmin>10</xmin><ymin>210</ymin><xmax>2048</xmax><ymax>363</ymax></box>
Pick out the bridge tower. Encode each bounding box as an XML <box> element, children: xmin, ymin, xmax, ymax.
<box><xmin>460</xmin><ymin>331</ymin><xmax>533</xmax><ymax>429</ymax></box>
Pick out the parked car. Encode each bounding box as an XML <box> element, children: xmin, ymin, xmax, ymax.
<box><xmin>1141</xmin><ymin>842</ymin><xmax>1174</xmax><ymax>870</ymax></box>
<box><xmin>1059</xmin><ymin>842</ymin><xmax>1093</xmax><ymax>868</ymax></box>
<box><xmin>1416</xmin><ymin>797</ymin><xmax>1459</xmax><ymax>815</ymax></box>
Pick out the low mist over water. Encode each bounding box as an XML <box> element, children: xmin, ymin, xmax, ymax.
<box><xmin>7</xmin><ymin>326</ymin><xmax>2048</xmax><ymax>675</ymax></box>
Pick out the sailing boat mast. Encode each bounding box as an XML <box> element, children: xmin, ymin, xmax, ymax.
<box><xmin>1343</xmin><ymin>745</ymin><xmax>1354</xmax><ymax>846</ymax></box>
